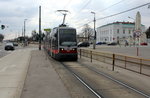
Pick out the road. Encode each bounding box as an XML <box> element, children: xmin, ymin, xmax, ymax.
<box><xmin>87</xmin><ymin>45</ymin><xmax>150</xmax><ymax>59</ymax></box>
<box><xmin>0</xmin><ymin>42</ymin><xmax>10</xmax><ymax>58</ymax></box>
<box><xmin>0</xmin><ymin>42</ymin><xmax>22</xmax><ymax>58</ymax></box>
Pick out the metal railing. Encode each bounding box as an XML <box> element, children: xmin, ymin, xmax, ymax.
<box><xmin>78</xmin><ymin>49</ymin><xmax>150</xmax><ymax>77</ymax></box>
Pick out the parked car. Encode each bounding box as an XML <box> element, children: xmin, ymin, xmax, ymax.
<box><xmin>102</xmin><ymin>42</ymin><xmax>107</xmax><ymax>44</ymax></box>
<box><xmin>5</xmin><ymin>43</ymin><xmax>15</xmax><ymax>51</ymax></box>
<box><xmin>96</xmin><ymin>42</ymin><xmax>103</xmax><ymax>45</ymax></box>
<box><xmin>107</xmin><ymin>42</ymin><xmax>117</xmax><ymax>46</ymax></box>
<box><xmin>78</xmin><ymin>42</ymin><xmax>90</xmax><ymax>47</ymax></box>
<box><xmin>140</xmin><ymin>42</ymin><xmax>148</xmax><ymax>45</ymax></box>
<box><xmin>13</xmin><ymin>42</ymin><xmax>18</xmax><ymax>46</ymax></box>
<box><xmin>96</xmin><ymin>42</ymin><xmax>107</xmax><ymax>45</ymax></box>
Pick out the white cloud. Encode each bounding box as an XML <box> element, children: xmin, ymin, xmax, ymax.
<box><xmin>0</xmin><ymin>0</ymin><xmax>150</xmax><ymax>39</ymax></box>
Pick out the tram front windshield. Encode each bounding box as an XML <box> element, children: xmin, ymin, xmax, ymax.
<box><xmin>59</xmin><ymin>29</ymin><xmax>77</xmax><ymax>46</ymax></box>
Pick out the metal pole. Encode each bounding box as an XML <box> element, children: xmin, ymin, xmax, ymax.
<box><xmin>90</xmin><ymin>51</ymin><xmax>92</xmax><ymax>62</ymax></box>
<box><xmin>62</xmin><ymin>14</ymin><xmax>66</xmax><ymax>25</ymax></box>
<box><xmin>22</xmin><ymin>27</ymin><xmax>24</xmax><ymax>46</ymax></box>
<box><xmin>24</xmin><ymin>20</ymin><xmax>26</xmax><ymax>47</ymax></box>
<box><xmin>112</xmin><ymin>54</ymin><xmax>115</xmax><ymax>71</ymax></box>
<box><xmin>137</xmin><ymin>45</ymin><xmax>139</xmax><ymax>56</ymax></box>
<box><xmin>94</xmin><ymin>14</ymin><xmax>96</xmax><ymax>49</ymax></box>
<box><xmin>39</xmin><ymin>6</ymin><xmax>41</xmax><ymax>50</ymax></box>
<box><xmin>91</xmin><ymin>12</ymin><xmax>96</xmax><ymax>49</ymax></box>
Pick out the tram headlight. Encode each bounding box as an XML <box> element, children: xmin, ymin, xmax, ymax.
<box><xmin>72</xmin><ymin>48</ymin><xmax>76</xmax><ymax>51</ymax></box>
<box><xmin>60</xmin><ymin>48</ymin><xmax>64</xmax><ymax>51</ymax></box>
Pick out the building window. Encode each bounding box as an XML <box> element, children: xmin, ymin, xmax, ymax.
<box><xmin>117</xmin><ymin>29</ymin><xmax>119</xmax><ymax>34</ymax></box>
<box><xmin>117</xmin><ymin>36</ymin><xmax>119</xmax><ymax>39</ymax></box>
<box><xmin>123</xmin><ymin>29</ymin><xmax>125</xmax><ymax>34</ymax></box>
<box><xmin>129</xmin><ymin>30</ymin><xmax>131</xmax><ymax>34</ymax></box>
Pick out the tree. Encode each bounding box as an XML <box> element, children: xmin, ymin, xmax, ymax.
<box><xmin>0</xmin><ymin>34</ymin><xmax>4</xmax><ymax>42</ymax></box>
<box><xmin>31</xmin><ymin>30</ymin><xmax>37</xmax><ymax>41</ymax></box>
<box><xmin>31</xmin><ymin>30</ymin><xmax>45</xmax><ymax>42</ymax></box>
<box><xmin>145</xmin><ymin>27</ymin><xmax>150</xmax><ymax>38</ymax></box>
<box><xmin>82</xmin><ymin>24</ymin><xmax>93</xmax><ymax>41</ymax></box>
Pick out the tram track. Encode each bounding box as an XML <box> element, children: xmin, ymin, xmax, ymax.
<box><xmin>61</xmin><ymin>61</ymin><xmax>150</xmax><ymax>98</ymax></box>
<box><xmin>61</xmin><ymin>62</ymin><xmax>103</xmax><ymax>98</ymax></box>
<box><xmin>83</xmin><ymin>64</ymin><xmax>150</xmax><ymax>98</ymax></box>
<box><xmin>45</xmin><ymin>50</ymin><xmax>149</xmax><ymax>98</ymax></box>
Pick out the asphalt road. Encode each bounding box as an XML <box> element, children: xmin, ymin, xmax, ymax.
<box><xmin>87</xmin><ymin>45</ymin><xmax>150</xmax><ymax>59</ymax></box>
<box><xmin>0</xmin><ymin>42</ymin><xmax>22</xmax><ymax>58</ymax></box>
<box><xmin>0</xmin><ymin>42</ymin><xmax>10</xmax><ymax>58</ymax></box>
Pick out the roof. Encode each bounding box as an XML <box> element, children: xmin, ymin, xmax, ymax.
<box><xmin>98</xmin><ymin>21</ymin><xmax>145</xmax><ymax>28</ymax></box>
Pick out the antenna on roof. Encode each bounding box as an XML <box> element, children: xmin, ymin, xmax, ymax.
<box><xmin>56</xmin><ymin>10</ymin><xmax>70</xmax><ymax>26</ymax></box>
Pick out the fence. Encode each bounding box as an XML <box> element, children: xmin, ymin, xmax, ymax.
<box><xmin>78</xmin><ymin>49</ymin><xmax>150</xmax><ymax>77</ymax></box>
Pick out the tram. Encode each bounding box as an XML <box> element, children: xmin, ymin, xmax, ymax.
<box><xmin>44</xmin><ymin>24</ymin><xmax>78</xmax><ymax>61</ymax></box>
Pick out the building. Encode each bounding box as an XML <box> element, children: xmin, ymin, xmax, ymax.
<box><xmin>96</xmin><ymin>22</ymin><xmax>145</xmax><ymax>44</ymax></box>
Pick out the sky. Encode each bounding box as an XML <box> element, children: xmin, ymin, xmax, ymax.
<box><xmin>0</xmin><ymin>0</ymin><xmax>150</xmax><ymax>40</ymax></box>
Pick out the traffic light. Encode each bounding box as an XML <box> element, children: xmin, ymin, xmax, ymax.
<box><xmin>1</xmin><ymin>25</ymin><xmax>5</xmax><ymax>30</ymax></box>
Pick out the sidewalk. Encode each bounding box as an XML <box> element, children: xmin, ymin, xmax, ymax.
<box><xmin>0</xmin><ymin>48</ymin><xmax>70</xmax><ymax>98</ymax></box>
<box><xmin>20</xmin><ymin>50</ymin><xmax>70</xmax><ymax>98</ymax></box>
<box><xmin>0</xmin><ymin>49</ymin><xmax>31</xmax><ymax>98</ymax></box>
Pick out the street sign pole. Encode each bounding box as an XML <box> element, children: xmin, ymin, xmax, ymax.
<box><xmin>39</xmin><ymin>6</ymin><xmax>41</xmax><ymax>50</ymax></box>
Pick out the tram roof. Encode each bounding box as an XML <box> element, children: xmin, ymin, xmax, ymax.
<box><xmin>54</xmin><ymin>26</ymin><xmax>76</xmax><ymax>30</ymax></box>
<box><xmin>53</xmin><ymin>24</ymin><xmax>76</xmax><ymax>30</ymax></box>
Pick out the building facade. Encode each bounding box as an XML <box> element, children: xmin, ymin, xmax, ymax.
<box><xmin>96</xmin><ymin>22</ymin><xmax>145</xmax><ymax>44</ymax></box>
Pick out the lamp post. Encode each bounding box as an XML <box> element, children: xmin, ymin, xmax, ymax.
<box><xmin>128</xmin><ymin>16</ymin><xmax>135</xmax><ymax>46</ymax></box>
<box><xmin>39</xmin><ymin>6</ymin><xmax>41</xmax><ymax>50</ymax></box>
<box><xmin>91</xmin><ymin>11</ymin><xmax>96</xmax><ymax>49</ymax></box>
<box><xmin>24</xmin><ymin>19</ymin><xmax>27</xmax><ymax>47</ymax></box>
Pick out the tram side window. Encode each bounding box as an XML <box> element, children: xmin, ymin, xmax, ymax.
<box><xmin>52</xmin><ymin>34</ymin><xmax>58</xmax><ymax>48</ymax></box>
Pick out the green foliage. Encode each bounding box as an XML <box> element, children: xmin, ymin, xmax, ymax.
<box><xmin>145</xmin><ymin>27</ymin><xmax>150</xmax><ymax>38</ymax></box>
<box><xmin>31</xmin><ymin>30</ymin><xmax>45</xmax><ymax>41</ymax></box>
<box><xmin>0</xmin><ymin>34</ymin><xmax>4</xmax><ymax>42</ymax></box>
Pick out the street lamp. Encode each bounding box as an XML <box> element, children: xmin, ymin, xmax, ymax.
<box><xmin>91</xmin><ymin>11</ymin><xmax>96</xmax><ymax>49</ymax></box>
<box><xmin>128</xmin><ymin>16</ymin><xmax>135</xmax><ymax>46</ymax></box>
<box><xmin>24</xmin><ymin>19</ymin><xmax>27</xmax><ymax>47</ymax></box>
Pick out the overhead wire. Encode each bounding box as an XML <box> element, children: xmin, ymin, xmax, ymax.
<box><xmin>67</xmin><ymin>0</ymin><xmax>92</xmax><ymax>28</ymax></box>
<box><xmin>63</xmin><ymin>0</ymin><xmax>73</xmax><ymax>9</ymax></box>
<box><xmin>98</xmin><ymin>0</ymin><xmax>126</xmax><ymax>12</ymax></box>
<box><xmin>70</xmin><ymin>0</ymin><xmax>92</xmax><ymax>20</ymax></box>
<box><xmin>76</xmin><ymin>0</ymin><xmax>126</xmax><ymax>28</ymax></box>
<box><xmin>96</xmin><ymin>2</ymin><xmax>150</xmax><ymax>20</ymax></box>
<box><xmin>76</xmin><ymin>2</ymin><xmax>150</xmax><ymax>29</ymax></box>
<box><xmin>78</xmin><ymin>0</ymin><xmax>92</xmax><ymax>13</ymax></box>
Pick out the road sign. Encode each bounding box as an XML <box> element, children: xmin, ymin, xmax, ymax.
<box><xmin>133</xmin><ymin>30</ymin><xmax>141</xmax><ymax>38</ymax></box>
<box><xmin>44</xmin><ymin>28</ymin><xmax>51</xmax><ymax>32</ymax></box>
<box><xmin>1</xmin><ymin>25</ymin><xmax>5</xmax><ymax>30</ymax></box>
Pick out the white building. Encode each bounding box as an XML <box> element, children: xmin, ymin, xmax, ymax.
<box><xmin>96</xmin><ymin>22</ymin><xmax>145</xmax><ymax>44</ymax></box>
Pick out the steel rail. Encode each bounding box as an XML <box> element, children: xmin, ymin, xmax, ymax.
<box><xmin>84</xmin><ymin>65</ymin><xmax>150</xmax><ymax>98</ymax></box>
<box><xmin>44</xmin><ymin>50</ymin><xmax>149</xmax><ymax>98</ymax></box>
<box><xmin>61</xmin><ymin>62</ymin><xmax>103</xmax><ymax>98</ymax></box>
<box><xmin>44</xmin><ymin>51</ymin><xmax>103</xmax><ymax>98</ymax></box>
